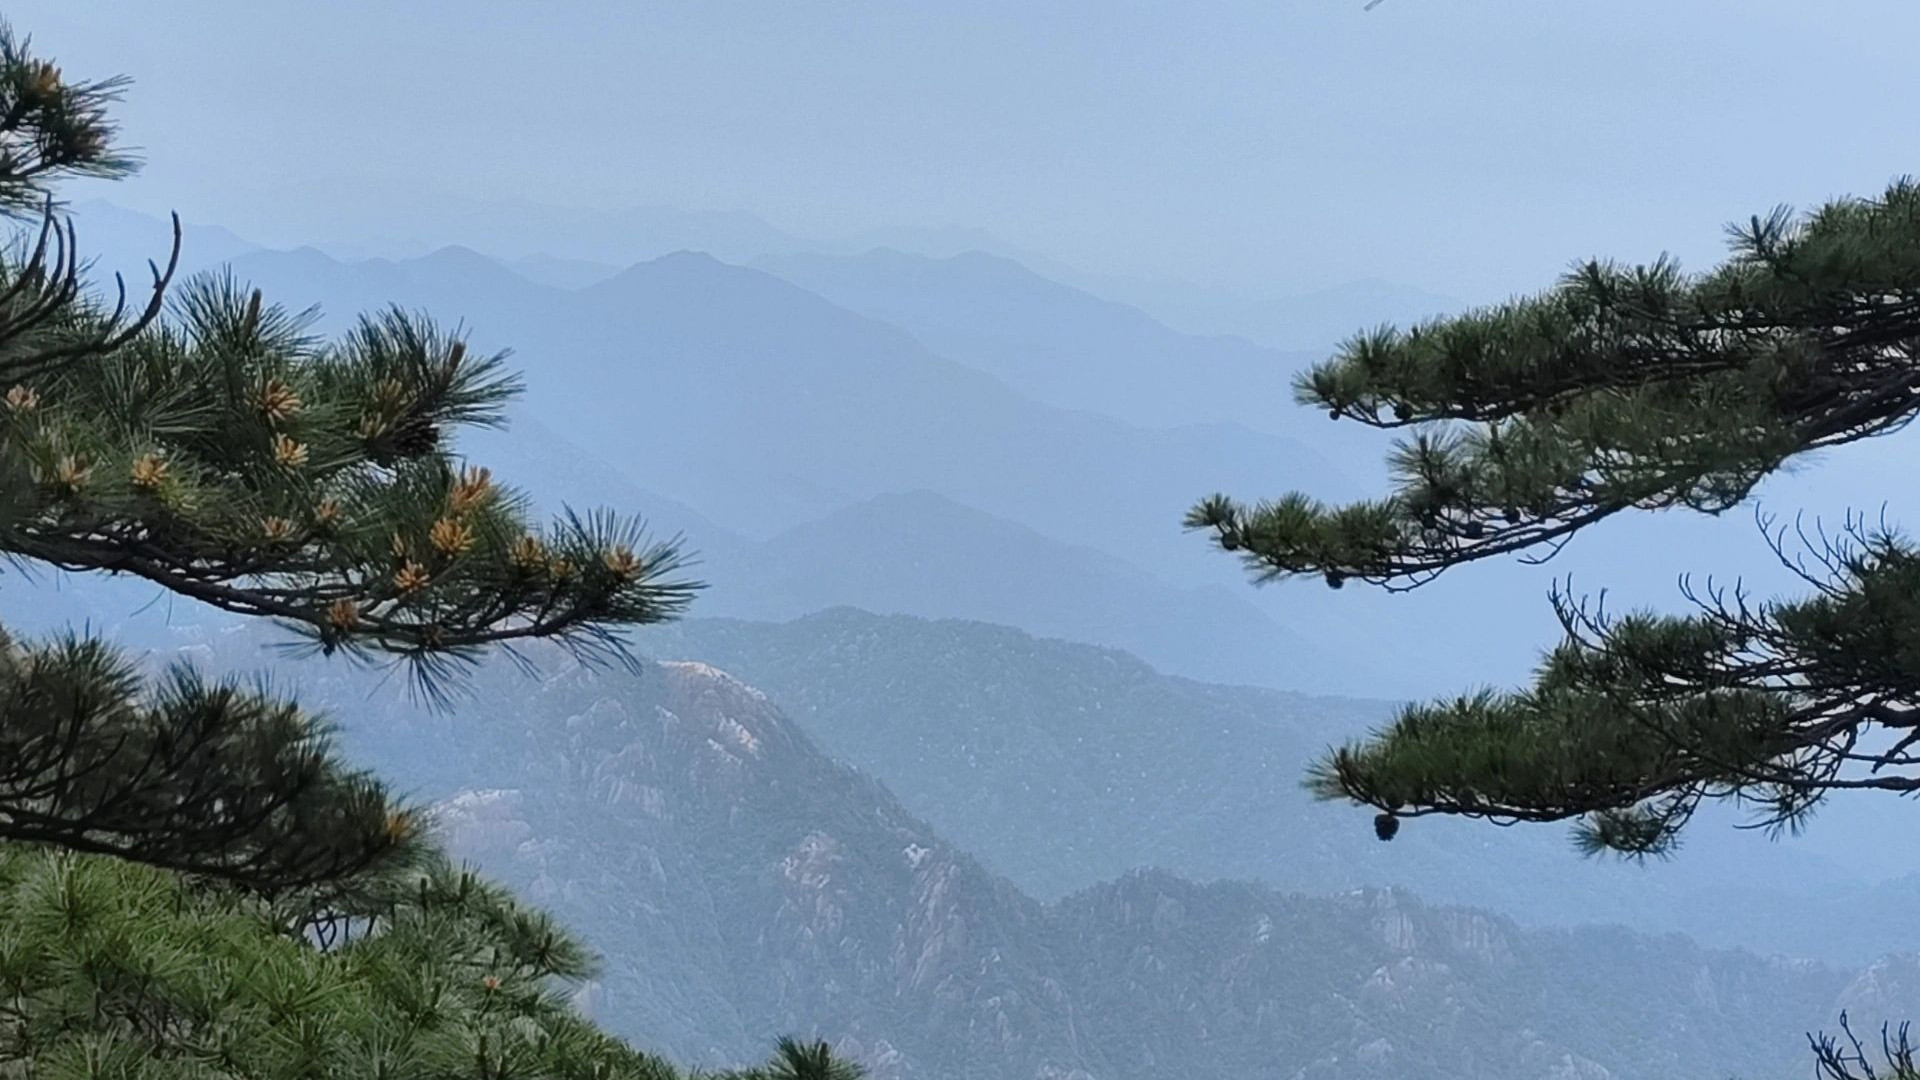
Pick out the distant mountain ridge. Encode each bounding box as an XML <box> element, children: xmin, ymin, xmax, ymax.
<box><xmin>105</xmin><ymin>186</ymin><xmax>1452</xmax><ymax>352</ymax></box>
<box><xmin>215</xmin><ymin>188</ymin><xmax>814</xmax><ymax>268</ymax></box>
<box><xmin>68</xmin><ymin>199</ymin><xmax>264</xmax><ymax>282</ymax></box>
<box><xmin>199</xmin><ymin>234</ymin><xmax>1436</xmax><ymax>694</ymax></box>
<box><xmin>692</xmin><ymin>490</ymin><xmax>1341</xmax><ymax>690</ymax></box>
<box><xmin>149</xmin><ymin>625</ymin><xmax>1915</xmax><ymax>1080</ymax></box>
<box><xmin>640</xmin><ymin>607</ymin><xmax>1916</xmax><ymax>967</ymax></box>
<box><xmin>750</xmin><ymin>247</ymin><xmax>1330</xmax><ymax>437</ymax></box>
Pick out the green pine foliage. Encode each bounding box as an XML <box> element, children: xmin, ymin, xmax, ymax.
<box><xmin>0</xmin><ymin>623</ymin><xmax>404</xmax><ymax>889</ymax></box>
<box><xmin>0</xmin><ymin>22</ymin><xmax>862</xmax><ymax>1080</ymax></box>
<box><xmin>0</xmin><ymin>844</ymin><xmax>659</xmax><ymax>1079</ymax></box>
<box><xmin>0</xmin><ymin>842</ymin><xmax>860</xmax><ymax>1080</ymax></box>
<box><xmin>1194</xmin><ymin>179</ymin><xmax>1920</xmax><ymax>857</ymax></box>
<box><xmin>732</xmin><ymin>1039</ymin><xmax>868</xmax><ymax>1080</ymax></box>
<box><xmin>0</xmin><ymin>20</ymin><xmax>696</xmax><ymax>889</ymax></box>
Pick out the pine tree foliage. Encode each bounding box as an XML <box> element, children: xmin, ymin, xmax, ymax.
<box><xmin>0</xmin><ymin>625</ymin><xmax>406</xmax><ymax>889</ymax></box>
<box><xmin>727</xmin><ymin>1038</ymin><xmax>867</xmax><ymax>1080</ymax></box>
<box><xmin>0</xmin><ymin>24</ymin><xmax>694</xmax><ymax>889</ymax></box>
<box><xmin>0</xmin><ymin>29</ymin><xmax>135</xmax><ymax>210</ymax></box>
<box><xmin>0</xmin><ymin>842</ymin><xmax>863</xmax><ymax>1080</ymax></box>
<box><xmin>1193</xmin><ymin>179</ymin><xmax>1920</xmax><ymax>855</ymax></box>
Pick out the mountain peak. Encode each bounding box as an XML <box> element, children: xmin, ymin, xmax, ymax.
<box><xmin>649</xmin><ymin>249</ymin><xmax>728</xmax><ymax>268</ymax></box>
<box><xmin>417</xmin><ymin>242</ymin><xmax>495</xmax><ymax>266</ymax></box>
<box><xmin>580</xmin><ymin>249</ymin><xmax>755</xmax><ymax>297</ymax></box>
<box><xmin>658</xmin><ymin>658</ymin><xmax>771</xmax><ymax>706</ymax></box>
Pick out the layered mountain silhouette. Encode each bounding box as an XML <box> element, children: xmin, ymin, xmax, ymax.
<box><xmin>69</xmin><ymin>199</ymin><xmax>264</xmax><ymax>282</ymax></box>
<box><xmin>148</xmin><ymin>626</ymin><xmax>1912</xmax><ymax>1080</ymax></box>
<box><xmin>693</xmin><ymin>491</ymin><xmax>1337</xmax><ymax>690</ymax></box>
<box><xmin>195</xmin><ymin>235</ymin><xmax>1442</xmax><ymax>694</ymax></box>
<box><xmin>750</xmin><ymin>248</ymin><xmax>1327</xmax><ymax>437</ymax></box>
<box><xmin>184</xmin><ymin>182</ymin><xmax>815</xmax><ymax>267</ymax></box>
<box><xmin>642</xmin><ymin>607</ymin><xmax>1919</xmax><ymax>967</ymax></box>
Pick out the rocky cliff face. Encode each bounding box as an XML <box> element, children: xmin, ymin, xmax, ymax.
<box><xmin>637</xmin><ymin>610</ymin><xmax>1916</xmax><ymax>970</ymax></box>
<box><xmin>250</xmin><ymin>640</ymin><xmax>1914</xmax><ymax>1080</ymax></box>
<box><xmin>412</xmin><ymin>659</ymin><xmax>1078</xmax><ymax>1077</ymax></box>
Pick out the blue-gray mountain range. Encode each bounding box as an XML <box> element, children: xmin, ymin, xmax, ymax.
<box><xmin>47</xmin><ymin>198</ymin><xmax>1920</xmax><ymax>963</ymax></box>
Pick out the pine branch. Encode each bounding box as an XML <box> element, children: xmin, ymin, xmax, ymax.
<box><xmin>3</xmin><ymin>275</ymin><xmax>700</xmax><ymax>701</ymax></box>
<box><xmin>1309</xmin><ymin>519</ymin><xmax>1920</xmax><ymax>854</ymax></box>
<box><xmin>0</xmin><ymin>624</ymin><xmax>419</xmax><ymax>890</ymax></box>
<box><xmin>1195</xmin><ymin>179</ymin><xmax>1920</xmax><ymax>589</ymax></box>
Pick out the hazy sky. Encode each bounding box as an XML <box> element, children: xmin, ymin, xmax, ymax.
<box><xmin>22</xmin><ymin>1</ymin><xmax>1920</xmax><ymax>299</ymax></box>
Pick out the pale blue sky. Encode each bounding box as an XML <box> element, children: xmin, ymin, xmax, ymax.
<box><xmin>22</xmin><ymin>1</ymin><xmax>1920</xmax><ymax>299</ymax></box>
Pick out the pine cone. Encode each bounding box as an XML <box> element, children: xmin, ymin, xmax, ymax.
<box><xmin>1373</xmin><ymin>812</ymin><xmax>1400</xmax><ymax>842</ymax></box>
